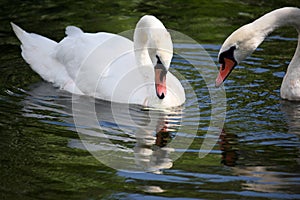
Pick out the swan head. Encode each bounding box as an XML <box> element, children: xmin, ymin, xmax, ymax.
<box><xmin>134</xmin><ymin>15</ymin><xmax>173</xmax><ymax>99</ymax></box>
<box><xmin>216</xmin><ymin>23</ymin><xmax>265</xmax><ymax>87</ymax></box>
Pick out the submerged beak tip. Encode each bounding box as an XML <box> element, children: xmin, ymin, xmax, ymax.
<box><xmin>156</xmin><ymin>88</ymin><xmax>166</xmax><ymax>99</ymax></box>
<box><xmin>158</xmin><ymin>92</ymin><xmax>165</xmax><ymax>99</ymax></box>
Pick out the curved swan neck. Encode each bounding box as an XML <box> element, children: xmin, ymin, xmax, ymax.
<box><xmin>223</xmin><ymin>7</ymin><xmax>300</xmax><ymax>64</ymax></box>
<box><xmin>133</xmin><ymin>15</ymin><xmax>172</xmax><ymax>69</ymax></box>
<box><xmin>251</xmin><ymin>7</ymin><xmax>300</xmax><ymax>100</ymax></box>
<box><xmin>252</xmin><ymin>7</ymin><xmax>300</xmax><ymax>37</ymax></box>
<box><xmin>134</xmin><ymin>16</ymin><xmax>164</xmax><ymax>67</ymax></box>
<box><xmin>256</xmin><ymin>8</ymin><xmax>300</xmax><ymax>67</ymax></box>
<box><xmin>218</xmin><ymin>7</ymin><xmax>300</xmax><ymax>100</ymax></box>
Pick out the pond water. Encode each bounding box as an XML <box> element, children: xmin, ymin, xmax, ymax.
<box><xmin>1</xmin><ymin>0</ymin><xmax>300</xmax><ymax>199</ymax></box>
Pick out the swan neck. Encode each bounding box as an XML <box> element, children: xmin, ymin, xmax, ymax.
<box><xmin>134</xmin><ymin>22</ymin><xmax>153</xmax><ymax>67</ymax></box>
<box><xmin>134</xmin><ymin>29</ymin><xmax>154</xmax><ymax>68</ymax></box>
<box><xmin>133</xmin><ymin>16</ymin><xmax>166</xmax><ymax>68</ymax></box>
<box><xmin>252</xmin><ymin>7</ymin><xmax>300</xmax><ymax>36</ymax></box>
<box><xmin>252</xmin><ymin>8</ymin><xmax>300</xmax><ymax>72</ymax></box>
<box><xmin>288</xmin><ymin>32</ymin><xmax>300</xmax><ymax>70</ymax></box>
<box><xmin>253</xmin><ymin>8</ymin><xmax>300</xmax><ymax>71</ymax></box>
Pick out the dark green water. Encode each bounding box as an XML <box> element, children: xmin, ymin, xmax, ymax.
<box><xmin>1</xmin><ymin>0</ymin><xmax>300</xmax><ymax>199</ymax></box>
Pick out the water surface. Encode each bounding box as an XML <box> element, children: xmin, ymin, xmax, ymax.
<box><xmin>1</xmin><ymin>1</ymin><xmax>300</xmax><ymax>199</ymax></box>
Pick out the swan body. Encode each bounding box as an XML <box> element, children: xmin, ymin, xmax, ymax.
<box><xmin>216</xmin><ymin>7</ymin><xmax>300</xmax><ymax>100</ymax></box>
<box><xmin>11</xmin><ymin>16</ymin><xmax>185</xmax><ymax>108</ymax></box>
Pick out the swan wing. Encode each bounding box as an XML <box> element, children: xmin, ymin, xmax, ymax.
<box><xmin>55</xmin><ymin>27</ymin><xmax>116</xmax><ymax>81</ymax></box>
<box><xmin>11</xmin><ymin>23</ymin><xmax>83</xmax><ymax>94</ymax></box>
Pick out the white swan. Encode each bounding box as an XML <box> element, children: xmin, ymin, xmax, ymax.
<box><xmin>216</xmin><ymin>7</ymin><xmax>300</xmax><ymax>100</ymax></box>
<box><xmin>11</xmin><ymin>15</ymin><xmax>185</xmax><ymax>108</ymax></box>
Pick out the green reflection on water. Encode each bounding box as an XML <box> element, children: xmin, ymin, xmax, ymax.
<box><xmin>1</xmin><ymin>0</ymin><xmax>300</xmax><ymax>199</ymax></box>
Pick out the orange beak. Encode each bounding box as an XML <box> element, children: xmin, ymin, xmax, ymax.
<box><xmin>155</xmin><ymin>66</ymin><xmax>167</xmax><ymax>99</ymax></box>
<box><xmin>215</xmin><ymin>58</ymin><xmax>236</xmax><ymax>87</ymax></box>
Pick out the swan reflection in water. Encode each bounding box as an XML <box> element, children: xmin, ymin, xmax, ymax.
<box><xmin>22</xmin><ymin>82</ymin><xmax>183</xmax><ymax>173</ymax></box>
<box><xmin>219</xmin><ymin>128</ymin><xmax>299</xmax><ymax>194</ymax></box>
<box><xmin>280</xmin><ymin>100</ymin><xmax>300</xmax><ymax>167</ymax></box>
<box><xmin>280</xmin><ymin>100</ymin><xmax>300</xmax><ymax>135</ymax></box>
<box><xmin>219</xmin><ymin>100</ymin><xmax>300</xmax><ymax>194</ymax></box>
